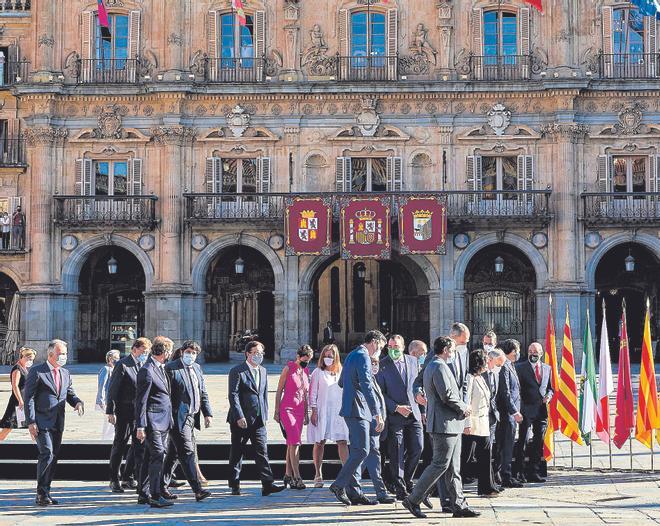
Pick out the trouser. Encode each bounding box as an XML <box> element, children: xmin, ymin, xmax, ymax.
<box><xmin>513</xmin><ymin>414</ymin><xmax>547</xmax><ymax>477</ymax></box>
<box><xmin>497</xmin><ymin>416</ymin><xmax>517</xmax><ymax>482</ymax></box>
<box><xmin>228</xmin><ymin>423</ymin><xmax>274</xmax><ymax>488</ymax></box>
<box><xmin>387</xmin><ymin>417</ymin><xmax>424</xmax><ymax>491</ymax></box>
<box><xmin>489</xmin><ymin>421</ymin><xmax>500</xmax><ymax>482</ymax></box>
<box><xmin>348</xmin><ymin>427</ymin><xmax>388</xmax><ymax>499</ymax></box>
<box><xmin>140</xmin><ymin>429</ymin><xmax>169</xmax><ymax>498</ymax></box>
<box><xmin>408</xmin><ymin>432</ymin><xmax>466</xmax><ymax>512</ymax></box>
<box><xmin>11</xmin><ymin>225</ymin><xmax>23</xmax><ymax>250</ymax></box>
<box><xmin>35</xmin><ymin>429</ymin><xmax>62</xmax><ymax>497</ymax></box>
<box><xmin>1</xmin><ymin>232</ymin><xmax>9</xmax><ymax>249</ymax></box>
<box><xmin>109</xmin><ymin>411</ymin><xmax>143</xmax><ymax>483</ymax></box>
<box><xmin>163</xmin><ymin>418</ymin><xmax>201</xmax><ymax>493</ymax></box>
<box><xmin>463</xmin><ymin>435</ymin><xmax>497</xmax><ymax>494</ymax></box>
<box><xmin>332</xmin><ymin>417</ymin><xmax>370</xmax><ymax>495</ymax></box>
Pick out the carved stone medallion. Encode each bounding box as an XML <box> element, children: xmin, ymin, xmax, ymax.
<box><xmin>487</xmin><ymin>104</ymin><xmax>511</xmax><ymax>136</ymax></box>
<box><xmin>226</xmin><ymin>105</ymin><xmax>251</xmax><ymax>138</ymax></box>
<box><xmin>356</xmin><ymin>97</ymin><xmax>380</xmax><ymax>137</ymax></box>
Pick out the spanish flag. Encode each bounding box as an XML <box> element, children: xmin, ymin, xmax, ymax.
<box><xmin>556</xmin><ymin>305</ymin><xmax>583</xmax><ymax>445</ymax></box>
<box><xmin>232</xmin><ymin>0</ymin><xmax>247</xmax><ymax>27</ymax></box>
<box><xmin>543</xmin><ymin>296</ymin><xmax>559</xmax><ymax>461</ymax></box>
<box><xmin>97</xmin><ymin>0</ymin><xmax>111</xmax><ymax>43</ymax></box>
<box><xmin>634</xmin><ymin>299</ymin><xmax>659</xmax><ymax>448</ymax></box>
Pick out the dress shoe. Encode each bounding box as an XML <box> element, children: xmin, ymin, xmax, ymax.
<box><xmin>35</xmin><ymin>495</ymin><xmax>49</xmax><ymax>507</ymax></box>
<box><xmin>377</xmin><ymin>494</ymin><xmax>395</xmax><ymax>504</ymax></box>
<box><xmin>401</xmin><ymin>497</ymin><xmax>427</xmax><ymax>519</ymax></box>
<box><xmin>494</xmin><ymin>485</ymin><xmax>505</xmax><ymax>493</ymax></box>
<box><xmin>230</xmin><ymin>486</ymin><xmax>241</xmax><ymax>496</ymax></box>
<box><xmin>501</xmin><ymin>479</ymin><xmax>523</xmax><ymax>488</ymax></box>
<box><xmin>161</xmin><ymin>489</ymin><xmax>178</xmax><ymax>500</ymax></box>
<box><xmin>328</xmin><ymin>484</ymin><xmax>351</xmax><ymax>505</ymax></box>
<box><xmin>441</xmin><ymin>507</ymin><xmax>454</xmax><ymax>514</ymax></box>
<box><xmin>453</xmin><ymin>507</ymin><xmax>481</xmax><ymax>518</ymax></box>
<box><xmin>110</xmin><ymin>481</ymin><xmax>125</xmax><ymax>493</ymax></box>
<box><xmin>421</xmin><ymin>495</ymin><xmax>433</xmax><ymax>509</ymax></box>
<box><xmin>350</xmin><ymin>493</ymin><xmax>378</xmax><ymax>505</ymax></box>
<box><xmin>121</xmin><ymin>479</ymin><xmax>138</xmax><ymax>490</ymax></box>
<box><xmin>526</xmin><ymin>474</ymin><xmax>546</xmax><ymax>483</ymax></box>
<box><xmin>195</xmin><ymin>490</ymin><xmax>211</xmax><ymax>502</ymax></box>
<box><xmin>168</xmin><ymin>479</ymin><xmax>186</xmax><ymax>488</ymax></box>
<box><xmin>262</xmin><ymin>483</ymin><xmax>285</xmax><ymax>496</ymax></box>
<box><xmin>395</xmin><ymin>488</ymin><xmax>408</xmax><ymax>501</ymax></box>
<box><xmin>46</xmin><ymin>495</ymin><xmax>59</xmax><ymax>505</ymax></box>
<box><xmin>137</xmin><ymin>493</ymin><xmax>150</xmax><ymax>505</ymax></box>
<box><xmin>149</xmin><ymin>496</ymin><xmax>174</xmax><ymax>508</ymax></box>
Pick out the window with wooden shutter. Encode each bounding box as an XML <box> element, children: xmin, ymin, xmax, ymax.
<box><xmin>649</xmin><ymin>154</ymin><xmax>660</xmax><ymax>194</ymax></box>
<box><xmin>338</xmin><ymin>9</ymin><xmax>349</xmax><ymax>57</ymax></box>
<box><xmin>644</xmin><ymin>15</ymin><xmax>657</xmax><ymax>77</ymax></box>
<box><xmin>336</xmin><ymin>157</ymin><xmax>351</xmax><ymax>192</ymax></box>
<box><xmin>128</xmin><ymin>158</ymin><xmax>143</xmax><ymax>195</ymax></box>
<box><xmin>75</xmin><ymin>159</ymin><xmax>93</xmax><ymax>196</ymax></box>
<box><xmin>387</xmin><ymin>9</ymin><xmax>398</xmax><ymax>80</ymax></box>
<box><xmin>472</xmin><ymin>8</ymin><xmax>484</xmax><ymax>80</ymax></box>
<box><xmin>597</xmin><ymin>154</ymin><xmax>611</xmax><ymax>194</ymax></box>
<box><xmin>205</xmin><ymin>157</ymin><xmax>221</xmax><ymax>193</ymax></box>
<box><xmin>517</xmin><ymin>154</ymin><xmax>533</xmax><ymax>206</ymax></box>
<box><xmin>602</xmin><ymin>6</ymin><xmax>614</xmax><ymax>77</ymax></box>
<box><xmin>207</xmin><ymin>10</ymin><xmax>218</xmax><ymax>80</ymax></box>
<box><xmin>258</xmin><ymin>156</ymin><xmax>271</xmax><ymax>193</ymax></box>
<box><xmin>466</xmin><ymin>155</ymin><xmax>482</xmax><ymax>202</ymax></box>
<box><xmin>82</xmin><ymin>11</ymin><xmax>93</xmax><ymax>60</ymax></box>
<box><xmin>255</xmin><ymin>10</ymin><xmax>266</xmax><ymax>79</ymax></box>
<box><xmin>520</xmin><ymin>7</ymin><xmax>530</xmax><ymax>77</ymax></box>
<box><xmin>128</xmin><ymin>10</ymin><xmax>141</xmax><ymax>82</ymax></box>
<box><xmin>386</xmin><ymin>157</ymin><xmax>403</xmax><ymax>191</ymax></box>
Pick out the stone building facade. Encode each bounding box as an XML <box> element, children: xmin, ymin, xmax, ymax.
<box><xmin>0</xmin><ymin>0</ymin><xmax>658</xmax><ymax>363</ymax></box>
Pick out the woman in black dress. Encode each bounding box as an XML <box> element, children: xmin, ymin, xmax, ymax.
<box><xmin>0</xmin><ymin>347</ymin><xmax>36</xmax><ymax>440</ymax></box>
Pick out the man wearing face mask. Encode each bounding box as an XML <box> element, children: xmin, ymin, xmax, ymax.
<box><xmin>482</xmin><ymin>331</ymin><xmax>497</xmax><ymax>352</ymax></box>
<box><xmin>329</xmin><ymin>330</ymin><xmax>387</xmax><ymax>506</ymax></box>
<box><xmin>484</xmin><ymin>348</ymin><xmax>506</xmax><ymax>487</ymax></box>
<box><xmin>24</xmin><ymin>339</ymin><xmax>83</xmax><ymax>506</ymax></box>
<box><xmin>106</xmin><ymin>337</ymin><xmax>152</xmax><ymax>493</ymax></box>
<box><xmin>135</xmin><ymin>336</ymin><xmax>175</xmax><ymax>508</ymax></box>
<box><xmin>227</xmin><ymin>341</ymin><xmax>283</xmax><ymax>497</ymax></box>
<box><xmin>376</xmin><ymin>335</ymin><xmax>424</xmax><ymax>501</ymax></box>
<box><xmin>513</xmin><ymin>342</ymin><xmax>553</xmax><ymax>483</ymax></box>
<box><xmin>162</xmin><ymin>341</ymin><xmax>212</xmax><ymax>501</ymax></box>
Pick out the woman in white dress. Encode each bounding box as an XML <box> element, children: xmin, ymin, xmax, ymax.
<box><xmin>307</xmin><ymin>344</ymin><xmax>348</xmax><ymax>488</ymax></box>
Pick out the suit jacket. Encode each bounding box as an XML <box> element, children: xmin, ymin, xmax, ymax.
<box><xmin>227</xmin><ymin>361</ymin><xmax>268</xmax><ymax>427</ymax></box>
<box><xmin>482</xmin><ymin>369</ymin><xmax>500</xmax><ymax>425</ymax></box>
<box><xmin>516</xmin><ymin>361</ymin><xmax>554</xmax><ymax>420</ymax></box>
<box><xmin>467</xmin><ymin>375</ymin><xmax>491</xmax><ymax>436</ymax></box>
<box><xmin>497</xmin><ymin>360</ymin><xmax>521</xmax><ymax>418</ymax></box>
<box><xmin>371</xmin><ymin>378</ymin><xmax>387</xmax><ymax>438</ymax></box>
<box><xmin>338</xmin><ymin>345</ymin><xmax>379</xmax><ymax>421</ymax></box>
<box><xmin>413</xmin><ymin>346</ymin><xmax>469</xmax><ymax>402</ymax></box>
<box><xmin>106</xmin><ymin>354</ymin><xmax>141</xmax><ymax>416</ymax></box>
<box><xmin>323</xmin><ymin>327</ymin><xmax>334</xmax><ymax>343</ymax></box>
<box><xmin>24</xmin><ymin>362</ymin><xmax>81</xmax><ymax>432</ymax></box>
<box><xmin>424</xmin><ymin>356</ymin><xmax>468</xmax><ymax>435</ymax></box>
<box><xmin>166</xmin><ymin>358</ymin><xmax>213</xmax><ymax>432</ymax></box>
<box><xmin>376</xmin><ymin>354</ymin><xmax>423</xmax><ymax>423</ymax></box>
<box><xmin>135</xmin><ymin>356</ymin><xmax>173</xmax><ymax>432</ymax></box>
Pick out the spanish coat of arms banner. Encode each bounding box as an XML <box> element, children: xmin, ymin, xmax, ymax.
<box><xmin>285</xmin><ymin>196</ymin><xmax>332</xmax><ymax>256</ymax></box>
<box><xmin>398</xmin><ymin>195</ymin><xmax>447</xmax><ymax>255</ymax></box>
<box><xmin>340</xmin><ymin>196</ymin><xmax>391</xmax><ymax>259</ymax></box>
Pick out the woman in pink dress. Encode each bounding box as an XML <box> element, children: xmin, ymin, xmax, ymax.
<box><xmin>274</xmin><ymin>344</ymin><xmax>313</xmax><ymax>490</ymax></box>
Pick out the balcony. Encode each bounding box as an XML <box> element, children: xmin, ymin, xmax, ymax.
<box><xmin>0</xmin><ymin>60</ymin><xmax>30</xmax><ymax>87</ymax></box>
<box><xmin>0</xmin><ymin>139</ymin><xmax>25</xmax><ymax>167</ymax></box>
<box><xmin>54</xmin><ymin>195</ymin><xmax>158</xmax><ymax>229</ymax></box>
<box><xmin>599</xmin><ymin>53</ymin><xmax>659</xmax><ymax>79</ymax></box>
<box><xmin>459</xmin><ymin>54</ymin><xmax>532</xmax><ymax>81</ymax></box>
<box><xmin>0</xmin><ymin>1</ymin><xmax>30</xmax><ymax>12</ymax></box>
<box><xmin>185</xmin><ymin>190</ymin><xmax>552</xmax><ymax>229</ymax></box>
<box><xmin>76</xmin><ymin>58</ymin><xmax>139</xmax><ymax>84</ymax></box>
<box><xmin>204</xmin><ymin>57</ymin><xmax>266</xmax><ymax>83</ymax></box>
<box><xmin>336</xmin><ymin>55</ymin><xmax>398</xmax><ymax>82</ymax></box>
<box><xmin>582</xmin><ymin>192</ymin><xmax>660</xmax><ymax>226</ymax></box>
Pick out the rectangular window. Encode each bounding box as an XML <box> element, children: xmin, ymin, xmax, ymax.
<box><xmin>350</xmin><ymin>158</ymin><xmax>387</xmax><ymax>191</ymax></box>
<box><xmin>481</xmin><ymin>156</ymin><xmax>518</xmax><ymax>200</ymax></box>
<box><xmin>612</xmin><ymin>156</ymin><xmax>647</xmax><ymax>197</ymax></box>
<box><xmin>93</xmin><ymin>160</ymin><xmax>128</xmax><ymax>196</ymax></box>
<box><xmin>96</xmin><ymin>14</ymin><xmax>129</xmax><ymax>67</ymax></box>
<box><xmin>220</xmin><ymin>13</ymin><xmax>254</xmax><ymax>66</ymax></box>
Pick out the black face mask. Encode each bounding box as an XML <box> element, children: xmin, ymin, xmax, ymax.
<box><xmin>529</xmin><ymin>354</ymin><xmax>540</xmax><ymax>364</ymax></box>
<box><xmin>299</xmin><ymin>360</ymin><xmax>309</xmax><ymax>368</ymax></box>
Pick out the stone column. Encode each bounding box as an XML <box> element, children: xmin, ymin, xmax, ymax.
<box><xmin>33</xmin><ymin>0</ymin><xmax>57</xmax><ymax>79</ymax></box>
<box><xmin>298</xmin><ymin>290</ymin><xmax>313</xmax><ymax>348</ymax></box>
<box><xmin>436</xmin><ymin>1</ymin><xmax>454</xmax><ymax>78</ymax></box>
<box><xmin>428</xmin><ymin>289</ymin><xmax>443</xmax><ymax>342</ymax></box>
<box><xmin>163</xmin><ymin>0</ymin><xmax>186</xmax><ymax>80</ymax></box>
<box><xmin>279</xmin><ymin>255</ymin><xmax>299</xmax><ymax>363</ymax></box>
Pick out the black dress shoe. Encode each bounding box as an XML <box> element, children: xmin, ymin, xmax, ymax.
<box><xmin>501</xmin><ymin>479</ymin><xmax>523</xmax><ymax>488</ymax></box>
<box><xmin>46</xmin><ymin>495</ymin><xmax>59</xmax><ymax>505</ymax></box>
<box><xmin>168</xmin><ymin>479</ymin><xmax>186</xmax><ymax>488</ymax></box>
<box><xmin>161</xmin><ymin>489</ymin><xmax>178</xmax><ymax>500</ymax></box>
<box><xmin>377</xmin><ymin>495</ymin><xmax>395</xmax><ymax>504</ymax></box>
<box><xmin>137</xmin><ymin>493</ymin><xmax>150</xmax><ymax>504</ymax></box>
<box><xmin>35</xmin><ymin>495</ymin><xmax>49</xmax><ymax>507</ymax></box>
<box><xmin>262</xmin><ymin>483</ymin><xmax>284</xmax><ymax>496</ymax></box>
<box><xmin>526</xmin><ymin>474</ymin><xmax>546</xmax><ymax>483</ymax></box>
<box><xmin>350</xmin><ymin>494</ymin><xmax>378</xmax><ymax>505</ymax></box>
<box><xmin>328</xmin><ymin>484</ymin><xmax>351</xmax><ymax>505</ymax></box>
<box><xmin>195</xmin><ymin>490</ymin><xmax>211</xmax><ymax>501</ymax></box>
<box><xmin>401</xmin><ymin>497</ymin><xmax>427</xmax><ymax>519</ymax></box>
<box><xmin>121</xmin><ymin>479</ymin><xmax>138</xmax><ymax>490</ymax></box>
<box><xmin>230</xmin><ymin>486</ymin><xmax>241</xmax><ymax>496</ymax></box>
<box><xmin>453</xmin><ymin>507</ymin><xmax>481</xmax><ymax>518</ymax></box>
<box><xmin>149</xmin><ymin>496</ymin><xmax>174</xmax><ymax>508</ymax></box>
<box><xmin>421</xmin><ymin>495</ymin><xmax>433</xmax><ymax>510</ymax></box>
<box><xmin>110</xmin><ymin>481</ymin><xmax>125</xmax><ymax>493</ymax></box>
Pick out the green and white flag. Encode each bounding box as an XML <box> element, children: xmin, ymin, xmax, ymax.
<box><xmin>579</xmin><ymin>308</ymin><xmax>598</xmax><ymax>444</ymax></box>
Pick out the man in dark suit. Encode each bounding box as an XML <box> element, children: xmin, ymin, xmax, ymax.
<box><xmin>329</xmin><ymin>330</ymin><xmax>386</xmax><ymax>506</ymax></box>
<box><xmin>163</xmin><ymin>341</ymin><xmax>212</xmax><ymax>501</ymax></box>
<box><xmin>24</xmin><ymin>339</ymin><xmax>83</xmax><ymax>506</ymax></box>
<box><xmin>323</xmin><ymin>321</ymin><xmax>335</xmax><ymax>345</ymax></box>
<box><xmin>496</xmin><ymin>339</ymin><xmax>524</xmax><ymax>488</ymax></box>
<box><xmin>227</xmin><ymin>341</ymin><xmax>283</xmax><ymax>496</ymax></box>
<box><xmin>514</xmin><ymin>342</ymin><xmax>554</xmax><ymax>483</ymax></box>
<box><xmin>484</xmin><ymin>347</ymin><xmax>506</xmax><ymax>486</ymax></box>
<box><xmin>135</xmin><ymin>336</ymin><xmax>175</xmax><ymax>508</ymax></box>
<box><xmin>402</xmin><ymin>336</ymin><xmax>479</xmax><ymax>519</ymax></box>
<box><xmin>376</xmin><ymin>335</ymin><xmax>424</xmax><ymax>500</ymax></box>
<box><xmin>106</xmin><ymin>337</ymin><xmax>152</xmax><ymax>493</ymax></box>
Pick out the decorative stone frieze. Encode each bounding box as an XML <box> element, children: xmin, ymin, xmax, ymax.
<box><xmin>23</xmin><ymin>127</ymin><xmax>68</xmax><ymax>146</ymax></box>
<box><xmin>540</xmin><ymin>123</ymin><xmax>590</xmax><ymax>143</ymax></box>
<box><xmin>150</xmin><ymin>126</ymin><xmax>197</xmax><ymax>146</ymax></box>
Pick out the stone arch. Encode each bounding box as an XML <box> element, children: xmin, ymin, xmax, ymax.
<box><xmin>303</xmin><ymin>151</ymin><xmax>329</xmax><ymax>191</ymax></box>
<box><xmin>586</xmin><ymin>232</ymin><xmax>660</xmax><ymax>290</ymax></box>
<box><xmin>0</xmin><ymin>266</ymin><xmax>23</xmax><ymax>291</ymax></box>
<box><xmin>454</xmin><ymin>232</ymin><xmax>548</xmax><ymax>291</ymax></box>
<box><xmin>61</xmin><ymin>235</ymin><xmax>154</xmax><ymax>294</ymax></box>
<box><xmin>191</xmin><ymin>233</ymin><xmax>285</xmax><ymax>295</ymax></box>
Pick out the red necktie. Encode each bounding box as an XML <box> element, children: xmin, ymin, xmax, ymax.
<box><xmin>535</xmin><ymin>363</ymin><xmax>541</xmax><ymax>383</ymax></box>
<box><xmin>53</xmin><ymin>367</ymin><xmax>61</xmax><ymax>394</ymax></box>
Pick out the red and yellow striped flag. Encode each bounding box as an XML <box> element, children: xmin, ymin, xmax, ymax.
<box><xmin>556</xmin><ymin>305</ymin><xmax>583</xmax><ymax>445</ymax></box>
<box><xmin>232</xmin><ymin>0</ymin><xmax>246</xmax><ymax>26</ymax></box>
<box><xmin>543</xmin><ymin>296</ymin><xmax>559</xmax><ymax>460</ymax></box>
<box><xmin>635</xmin><ymin>299</ymin><xmax>659</xmax><ymax>448</ymax></box>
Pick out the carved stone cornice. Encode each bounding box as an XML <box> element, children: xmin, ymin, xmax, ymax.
<box><xmin>23</xmin><ymin>127</ymin><xmax>68</xmax><ymax>146</ymax></box>
<box><xmin>150</xmin><ymin>126</ymin><xmax>197</xmax><ymax>145</ymax></box>
<box><xmin>540</xmin><ymin>123</ymin><xmax>590</xmax><ymax>143</ymax></box>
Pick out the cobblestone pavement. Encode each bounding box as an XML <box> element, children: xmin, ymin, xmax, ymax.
<box><xmin>0</xmin><ymin>471</ymin><xmax>658</xmax><ymax>525</ymax></box>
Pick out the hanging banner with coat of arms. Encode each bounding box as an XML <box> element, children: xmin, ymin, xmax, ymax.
<box><xmin>340</xmin><ymin>196</ymin><xmax>391</xmax><ymax>259</ymax></box>
<box><xmin>398</xmin><ymin>195</ymin><xmax>447</xmax><ymax>255</ymax></box>
<box><xmin>285</xmin><ymin>196</ymin><xmax>332</xmax><ymax>256</ymax></box>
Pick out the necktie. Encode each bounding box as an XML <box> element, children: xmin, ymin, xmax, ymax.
<box><xmin>186</xmin><ymin>367</ymin><xmax>201</xmax><ymax>414</ymax></box>
<box><xmin>53</xmin><ymin>367</ymin><xmax>61</xmax><ymax>394</ymax></box>
<box><xmin>535</xmin><ymin>363</ymin><xmax>542</xmax><ymax>383</ymax></box>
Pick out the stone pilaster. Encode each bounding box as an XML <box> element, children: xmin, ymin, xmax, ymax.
<box><xmin>33</xmin><ymin>0</ymin><xmax>57</xmax><ymax>78</ymax></box>
<box><xmin>279</xmin><ymin>255</ymin><xmax>300</xmax><ymax>363</ymax></box>
<box><xmin>298</xmin><ymin>290</ymin><xmax>313</xmax><ymax>348</ymax></box>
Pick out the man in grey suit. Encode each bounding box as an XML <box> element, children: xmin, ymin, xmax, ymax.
<box><xmin>402</xmin><ymin>336</ymin><xmax>480</xmax><ymax>519</ymax></box>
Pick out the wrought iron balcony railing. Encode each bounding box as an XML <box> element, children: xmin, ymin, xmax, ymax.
<box><xmin>0</xmin><ymin>138</ymin><xmax>25</xmax><ymax>167</ymax></box>
<box><xmin>54</xmin><ymin>195</ymin><xmax>158</xmax><ymax>229</ymax></box>
<box><xmin>336</xmin><ymin>54</ymin><xmax>398</xmax><ymax>81</ymax></box>
<box><xmin>204</xmin><ymin>57</ymin><xmax>266</xmax><ymax>83</ymax></box>
<box><xmin>0</xmin><ymin>60</ymin><xmax>30</xmax><ymax>86</ymax></box>
<box><xmin>599</xmin><ymin>52</ymin><xmax>659</xmax><ymax>79</ymax></box>
<box><xmin>582</xmin><ymin>192</ymin><xmax>660</xmax><ymax>226</ymax></box>
<box><xmin>185</xmin><ymin>190</ymin><xmax>552</xmax><ymax>228</ymax></box>
<box><xmin>76</xmin><ymin>58</ymin><xmax>139</xmax><ymax>84</ymax></box>
<box><xmin>459</xmin><ymin>54</ymin><xmax>532</xmax><ymax>81</ymax></box>
<box><xmin>0</xmin><ymin>1</ymin><xmax>30</xmax><ymax>12</ymax></box>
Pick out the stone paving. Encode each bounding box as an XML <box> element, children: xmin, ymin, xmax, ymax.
<box><xmin>0</xmin><ymin>471</ymin><xmax>658</xmax><ymax>525</ymax></box>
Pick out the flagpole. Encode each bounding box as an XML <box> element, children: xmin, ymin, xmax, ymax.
<box><xmin>629</xmin><ymin>433</ymin><xmax>633</xmax><ymax>471</ymax></box>
<box><xmin>589</xmin><ymin>439</ymin><xmax>593</xmax><ymax>469</ymax></box>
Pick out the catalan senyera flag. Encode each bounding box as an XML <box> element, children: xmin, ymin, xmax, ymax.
<box><xmin>613</xmin><ymin>301</ymin><xmax>634</xmax><ymax>449</ymax></box>
<box><xmin>97</xmin><ymin>0</ymin><xmax>111</xmax><ymax>43</ymax></box>
<box><xmin>579</xmin><ymin>308</ymin><xmax>598</xmax><ymax>445</ymax></box>
<box><xmin>595</xmin><ymin>301</ymin><xmax>614</xmax><ymax>444</ymax></box>
<box><xmin>556</xmin><ymin>305</ymin><xmax>583</xmax><ymax>445</ymax></box>
<box><xmin>524</xmin><ymin>0</ymin><xmax>544</xmax><ymax>12</ymax></box>
<box><xmin>543</xmin><ymin>297</ymin><xmax>559</xmax><ymax>461</ymax></box>
<box><xmin>232</xmin><ymin>0</ymin><xmax>247</xmax><ymax>27</ymax></box>
<box><xmin>634</xmin><ymin>299</ymin><xmax>660</xmax><ymax>449</ymax></box>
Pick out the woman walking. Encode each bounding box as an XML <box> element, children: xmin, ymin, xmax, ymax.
<box><xmin>307</xmin><ymin>344</ymin><xmax>348</xmax><ymax>488</ymax></box>
<box><xmin>0</xmin><ymin>347</ymin><xmax>36</xmax><ymax>440</ymax></box>
<box><xmin>275</xmin><ymin>344</ymin><xmax>313</xmax><ymax>489</ymax></box>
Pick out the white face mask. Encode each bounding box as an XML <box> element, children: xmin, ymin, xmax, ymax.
<box><xmin>445</xmin><ymin>349</ymin><xmax>456</xmax><ymax>364</ymax></box>
<box><xmin>249</xmin><ymin>353</ymin><xmax>264</xmax><ymax>367</ymax></box>
<box><xmin>323</xmin><ymin>357</ymin><xmax>334</xmax><ymax>367</ymax></box>
<box><xmin>56</xmin><ymin>355</ymin><xmax>67</xmax><ymax>367</ymax></box>
<box><xmin>371</xmin><ymin>364</ymin><xmax>379</xmax><ymax>375</ymax></box>
<box><xmin>492</xmin><ymin>365</ymin><xmax>502</xmax><ymax>376</ymax></box>
<box><xmin>455</xmin><ymin>344</ymin><xmax>467</xmax><ymax>353</ymax></box>
<box><xmin>484</xmin><ymin>344</ymin><xmax>495</xmax><ymax>353</ymax></box>
<box><xmin>182</xmin><ymin>352</ymin><xmax>196</xmax><ymax>366</ymax></box>
<box><xmin>25</xmin><ymin>360</ymin><xmax>34</xmax><ymax>368</ymax></box>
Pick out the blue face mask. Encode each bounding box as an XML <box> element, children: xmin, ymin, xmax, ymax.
<box><xmin>137</xmin><ymin>353</ymin><xmax>148</xmax><ymax>364</ymax></box>
<box><xmin>182</xmin><ymin>352</ymin><xmax>196</xmax><ymax>366</ymax></box>
<box><xmin>418</xmin><ymin>354</ymin><xmax>426</xmax><ymax>367</ymax></box>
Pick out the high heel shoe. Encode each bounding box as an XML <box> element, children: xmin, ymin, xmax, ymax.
<box><xmin>292</xmin><ymin>477</ymin><xmax>307</xmax><ymax>490</ymax></box>
<box><xmin>313</xmin><ymin>476</ymin><xmax>323</xmax><ymax>488</ymax></box>
<box><xmin>283</xmin><ymin>474</ymin><xmax>293</xmax><ymax>488</ymax></box>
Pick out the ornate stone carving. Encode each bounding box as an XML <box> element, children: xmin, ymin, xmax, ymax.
<box><xmin>93</xmin><ymin>105</ymin><xmax>125</xmax><ymax>139</ymax></box>
<box><xmin>581</xmin><ymin>47</ymin><xmax>601</xmax><ymax>75</ymax></box>
<box><xmin>38</xmin><ymin>34</ymin><xmax>54</xmax><ymax>48</ymax></box>
<box><xmin>302</xmin><ymin>25</ymin><xmax>336</xmax><ymax>77</ymax></box>
<box><xmin>151</xmin><ymin>126</ymin><xmax>197</xmax><ymax>145</ymax></box>
<box><xmin>355</xmin><ymin>96</ymin><xmax>381</xmax><ymax>137</ymax></box>
<box><xmin>167</xmin><ymin>33</ymin><xmax>183</xmax><ymax>47</ymax></box>
<box><xmin>613</xmin><ymin>103</ymin><xmax>644</xmax><ymax>135</ymax></box>
<box><xmin>284</xmin><ymin>0</ymin><xmax>299</xmax><ymax>20</ymax></box>
<box><xmin>23</xmin><ymin>127</ymin><xmax>68</xmax><ymax>146</ymax></box>
<box><xmin>226</xmin><ymin>105</ymin><xmax>251</xmax><ymax>138</ymax></box>
<box><xmin>64</xmin><ymin>51</ymin><xmax>81</xmax><ymax>79</ymax></box>
<box><xmin>541</xmin><ymin>123</ymin><xmax>590</xmax><ymax>142</ymax></box>
<box><xmin>411</xmin><ymin>24</ymin><xmax>437</xmax><ymax>65</ymax></box>
<box><xmin>136</xmin><ymin>51</ymin><xmax>158</xmax><ymax>78</ymax></box>
<box><xmin>399</xmin><ymin>54</ymin><xmax>430</xmax><ymax>75</ymax></box>
<box><xmin>265</xmin><ymin>50</ymin><xmax>283</xmax><ymax>77</ymax></box>
<box><xmin>487</xmin><ymin>104</ymin><xmax>511</xmax><ymax>136</ymax></box>
<box><xmin>530</xmin><ymin>46</ymin><xmax>548</xmax><ymax>75</ymax></box>
<box><xmin>454</xmin><ymin>48</ymin><xmax>471</xmax><ymax>76</ymax></box>
<box><xmin>190</xmin><ymin>50</ymin><xmax>208</xmax><ymax>77</ymax></box>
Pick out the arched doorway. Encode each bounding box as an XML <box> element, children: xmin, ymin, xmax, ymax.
<box><xmin>595</xmin><ymin>242</ymin><xmax>660</xmax><ymax>363</ymax></box>
<box><xmin>464</xmin><ymin>243</ymin><xmax>537</xmax><ymax>348</ymax></box>
<box><xmin>205</xmin><ymin>245</ymin><xmax>275</xmax><ymax>361</ymax></box>
<box><xmin>77</xmin><ymin>246</ymin><xmax>146</xmax><ymax>362</ymax></box>
<box><xmin>312</xmin><ymin>254</ymin><xmax>430</xmax><ymax>353</ymax></box>
<box><xmin>0</xmin><ymin>272</ymin><xmax>19</xmax><ymax>364</ymax></box>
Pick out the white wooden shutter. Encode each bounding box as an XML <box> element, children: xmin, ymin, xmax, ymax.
<box><xmin>207</xmin><ymin>10</ymin><xmax>218</xmax><ymax>81</ymax></box>
<box><xmin>128</xmin><ymin>10</ymin><xmax>141</xmax><ymax>82</ymax></box>
<box><xmin>338</xmin><ymin>9</ymin><xmax>349</xmax><ymax>57</ymax></box>
<box><xmin>8</xmin><ymin>196</ymin><xmax>21</xmax><ymax>216</ymax></box>
<box><xmin>255</xmin><ymin>10</ymin><xmax>266</xmax><ymax>80</ymax></box>
<box><xmin>129</xmin><ymin>158</ymin><xmax>143</xmax><ymax>195</ymax></box>
<box><xmin>597</xmin><ymin>154</ymin><xmax>611</xmax><ymax>193</ymax></box>
<box><xmin>472</xmin><ymin>8</ymin><xmax>483</xmax><ymax>79</ymax></box>
<box><xmin>75</xmin><ymin>159</ymin><xmax>93</xmax><ymax>196</ymax></box>
<box><xmin>649</xmin><ymin>155</ymin><xmax>660</xmax><ymax>193</ymax></box>
<box><xmin>81</xmin><ymin>11</ymin><xmax>93</xmax><ymax>82</ymax></box>
<box><xmin>336</xmin><ymin>157</ymin><xmax>351</xmax><ymax>192</ymax></box>
<box><xmin>466</xmin><ymin>155</ymin><xmax>482</xmax><ymax>203</ymax></box>
<box><xmin>258</xmin><ymin>157</ymin><xmax>272</xmax><ymax>193</ymax></box>
<box><xmin>602</xmin><ymin>6</ymin><xmax>613</xmax><ymax>77</ymax></box>
<box><xmin>387</xmin><ymin>9</ymin><xmax>398</xmax><ymax>80</ymax></box>
<box><xmin>386</xmin><ymin>157</ymin><xmax>403</xmax><ymax>191</ymax></box>
<box><xmin>517</xmin><ymin>154</ymin><xmax>534</xmax><ymax>206</ymax></box>
<box><xmin>645</xmin><ymin>16</ymin><xmax>657</xmax><ymax>77</ymax></box>
<box><xmin>205</xmin><ymin>157</ymin><xmax>221</xmax><ymax>193</ymax></box>
<box><xmin>520</xmin><ymin>7</ymin><xmax>530</xmax><ymax>78</ymax></box>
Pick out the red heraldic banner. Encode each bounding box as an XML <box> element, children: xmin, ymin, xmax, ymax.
<box><xmin>398</xmin><ymin>195</ymin><xmax>447</xmax><ymax>255</ymax></box>
<box><xmin>285</xmin><ymin>196</ymin><xmax>332</xmax><ymax>256</ymax></box>
<box><xmin>340</xmin><ymin>196</ymin><xmax>391</xmax><ymax>259</ymax></box>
